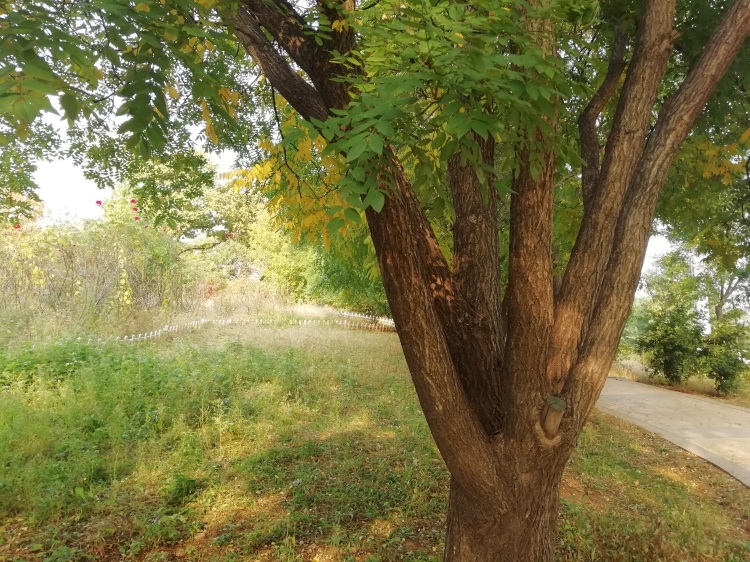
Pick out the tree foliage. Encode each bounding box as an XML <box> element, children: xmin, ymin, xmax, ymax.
<box><xmin>0</xmin><ymin>212</ymin><xmax>193</xmax><ymax>341</ymax></box>
<box><xmin>636</xmin><ymin>251</ymin><xmax>704</xmax><ymax>383</ymax></box>
<box><xmin>702</xmin><ymin>309</ymin><xmax>750</xmax><ymax>394</ymax></box>
<box><xmin>632</xmin><ymin>249</ymin><xmax>750</xmax><ymax>393</ymax></box>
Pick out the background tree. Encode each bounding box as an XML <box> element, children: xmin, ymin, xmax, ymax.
<box><xmin>627</xmin><ymin>248</ymin><xmax>750</xmax><ymax>393</ymax></box>
<box><xmin>2</xmin><ymin>0</ymin><xmax>750</xmax><ymax>559</ymax></box>
<box><xmin>635</xmin><ymin>251</ymin><xmax>704</xmax><ymax>383</ymax></box>
<box><xmin>0</xmin><ymin>209</ymin><xmax>193</xmax><ymax>341</ymax></box>
<box><xmin>702</xmin><ymin>309</ymin><xmax>750</xmax><ymax>394</ymax></box>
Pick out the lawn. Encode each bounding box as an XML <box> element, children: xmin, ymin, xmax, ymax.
<box><xmin>1</xmin><ymin>323</ymin><xmax>749</xmax><ymax>561</ymax></box>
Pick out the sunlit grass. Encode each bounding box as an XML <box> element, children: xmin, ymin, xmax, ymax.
<box><xmin>1</xmin><ymin>325</ymin><xmax>748</xmax><ymax>561</ymax></box>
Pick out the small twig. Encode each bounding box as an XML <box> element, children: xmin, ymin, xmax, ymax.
<box><xmin>179</xmin><ymin>240</ymin><xmax>226</xmax><ymax>254</ymax></box>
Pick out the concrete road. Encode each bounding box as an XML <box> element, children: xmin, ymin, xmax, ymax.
<box><xmin>597</xmin><ymin>377</ymin><xmax>750</xmax><ymax>487</ymax></box>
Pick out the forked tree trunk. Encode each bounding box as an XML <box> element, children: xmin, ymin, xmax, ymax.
<box><xmin>232</xmin><ymin>0</ymin><xmax>750</xmax><ymax>559</ymax></box>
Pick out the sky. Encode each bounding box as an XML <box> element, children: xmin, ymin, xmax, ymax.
<box><xmin>34</xmin><ymin>160</ymin><xmax>109</xmax><ymax>224</ymax></box>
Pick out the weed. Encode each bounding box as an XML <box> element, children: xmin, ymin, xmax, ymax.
<box><xmin>167</xmin><ymin>474</ymin><xmax>204</xmax><ymax>506</ymax></box>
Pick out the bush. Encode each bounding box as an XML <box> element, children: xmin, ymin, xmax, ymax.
<box><xmin>636</xmin><ymin>300</ymin><xmax>703</xmax><ymax>384</ymax></box>
<box><xmin>702</xmin><ymin>312</ymin><xmax>750</xmax><ymax>395</ymax></box>
<box><xmin>0</xmin><ymin>219</ymin><xmax>195</xmax><ymax>344</ymax></box>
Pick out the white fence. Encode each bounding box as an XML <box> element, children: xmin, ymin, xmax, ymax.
<box><xmin>46</xmin><ymin>311</ymin><xmax>396</xmax><ymax>348</ymax></box>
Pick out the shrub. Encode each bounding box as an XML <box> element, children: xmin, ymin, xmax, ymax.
<box><xmin>636</xmin><ymin>300</ymin><xmax>703</xmax><ymax>384</ymax></box>
<box><xmin>702</xmin><ymin>311</ymin><xmax>750</xmax><ymax>395</ymax></box>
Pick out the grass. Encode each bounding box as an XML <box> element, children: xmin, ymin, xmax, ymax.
<box><xmin>1</xmin><ymin>324</ymin><xmax>749</xmax><ymax>562</ymax></box>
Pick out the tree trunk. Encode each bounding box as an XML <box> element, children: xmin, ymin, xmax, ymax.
<box><xmin>445</xmin><ymin>468</ymin><xmax>564</xmax><ymax>561</ymax></box>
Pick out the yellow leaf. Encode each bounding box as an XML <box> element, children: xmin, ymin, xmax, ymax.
<box><xmin>741</xmin><ymin>127</ymin><xmax>750</xmax><ymax>143</ymax></box>
<box><xmin>201</xmin><ymin>99</ymin><xmax>218</xmax><ymax>144</ymax></box>
<box><xmin>166</xmin><ymin>85</ymin><xmax>179</xmax><ymax>99</ymax></box>
<box><xmin>297</xmin><ymin>136</ymin><xmax>313</xmax><ymax>162</ymax></box>
<box><xmin>331</xmin><ymin>19</ymin><xmax>349</xmax><ymax>32</ymax></box>
<box><xmin>134</xmin><ymin>3</ymin><xmax>151</xmax><ymax>12</ymax></box>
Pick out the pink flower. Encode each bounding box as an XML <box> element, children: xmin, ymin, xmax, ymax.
<box><xmin>133</xmin><ymin>207</ymin><xmax>139</xmax><ymax>211</ymax></box>
<box><xmin>95</xmin><ymin>200</ymin><xmax>102</xmax><ymax>206</ymax></box>
<box><xmin>13</xmin><ymin>224</ymin><xmax>20</xmax><ymax>229</ymax></box>
<box><xmin>130</xmin><ymin>199</ymin><xmax>137</xmax><ymax>204</ymax></box>
<box><xmin>134</xmin><ymin>217</ymin><xmax>140</xmax><ymax>221</ymax></box>
<box><xmin>144</xmin><ymin>225</ymin><xmax>149</xmax><ymax>229</ymax></box>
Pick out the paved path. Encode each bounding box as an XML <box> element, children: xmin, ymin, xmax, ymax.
<box><xmin>597</xmin><ymin>377</ymin><xmax>750</xmax><ymax>487</ymax></box>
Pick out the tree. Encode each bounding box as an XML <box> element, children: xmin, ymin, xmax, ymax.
<box><xmin>2</xmin><ymin>0</ymin><xmax>750</xmax><ymax>559</ymax></box>
<box><xmin>702</xmin><ymin>309</ymin><xmax>750</xmax><ymax>394</ymax></box>
<box><xmin>636</xmin><ymin>251</ymin><xmax>704</xmax><ymax>383</ymax></box>
<box><xmin>629</xmin><ymin>249</ymin><xmax>750</xmax><ymax>393</ymax></box>
<box><xmin>656</xmin><ymin>129</ymin><xmax>750</xmax><ymax>319</ymax></box>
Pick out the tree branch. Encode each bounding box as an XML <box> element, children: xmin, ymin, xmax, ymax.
<box><xmin>548</xmin><ymin>0</ymin><xmax>677</xmax><ymax>393</ymax></box>
<box><xmin>365</xmin><ymin>157</ymin><xmax>503</xmax><ymax>503</ymax></box>
<box><xmin>239</xmin><ymin>0</ymin><xmax>320</xmax><ymax>78</ymax></box>
<box><xmin>578</xmin><ymin>24</ymin><xmax>629</xmax><ymax>211</ymax></box>
<box><xmin>232</xmin><ymin>6</ymin><xmax>329</xmax><ymax>122</ymax></box>
<box><xmin>240</xmin><ymin>0</ymin><xmax>356</xmax><ymax>109</ymax></box>
<box><xmin>566</xmin><ymin>0</ymin><xmax>750</xmax><ymax>427</ymax></box>
<box><xmin>503</xmin><ymin>140</ymin><xmax>556</xmax><ymax>432</ymax></box>
<box><xmin>444</xmin><ymin>136</ymin><xmax>505</xmax><ymax>434</ymax></box>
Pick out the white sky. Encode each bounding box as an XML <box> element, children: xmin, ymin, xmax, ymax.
<box><xmin>34</xmin><ymin>160</ymin><xmax>109</xmax><ymax>224</ymax></box>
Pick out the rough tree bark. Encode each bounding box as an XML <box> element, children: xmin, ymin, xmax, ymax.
<box><xmin>231</xmin><ymin>0</ymin><xmax>750</xmax><ymax>559</ymax></box>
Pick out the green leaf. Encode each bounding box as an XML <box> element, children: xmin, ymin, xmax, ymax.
<box><xmin>346</xmin><ymin>135</ymin><xmax>370</xmax><ymax>162</ymax></box>
<box><xmin>327</xmin><ymin>217</ymin><xmax>346</xmax><ymax>235</ymax></box>
<box><xmin>59</xmin><ymin>93</ymin><xmax>80</xmax><ymax>122</ymax></box>
<box><xmin>344</xmin><ymin>207</ymin><xmax>361</xmax><ymax>224</ymax></box>
<box><xmin>367</xmin><ymin>133</ymin><xmax>384</xmax><ymax>155</ymax></box>
<box><xmin>362</xmin><ymin>189</ymin><xmax>385</xmax><ymax>213</ymax></box>
<box><xmin>375</xmin><ymin>120</ymin><xmax>395</xmax><ymax>138</ymax></box>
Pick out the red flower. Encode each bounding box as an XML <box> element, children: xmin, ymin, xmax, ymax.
<box><xmin>134</xmin><ymin>216</ymin><xmax>140</xmax><ymax>221</ymax></box>
<box><xmin>144</xmin><ymin>225</ymin><xmax>149</xmax><ymax>229</ymax></box>
<box><xmin>13</xmin><ymin>224</ymin><xmax>21</xmax><ymax>229</ymax></box>
<box><xmin>95</xmin><ymin>200</ymin><xmax>102</xmax><ymax>206</ymax></box>
<box><xmin>227</xmin><ymin>233</ymin><xmax>233</xmax><ymax>238</ymax></box>
<box><xmin>130</xmin><ymin>198</ymin><xmax>136</xmax><ymax>203</ymax></box>
<box><xmin>132</xmin><ymin>207</ymin><xmax>139</xmax><ymax>211</ymax></box>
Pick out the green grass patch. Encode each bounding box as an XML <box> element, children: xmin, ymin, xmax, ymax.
<box><xmin>1</xmin><ymin>325</ymin><xmax>748</xmax><ymax>561</ymax></box>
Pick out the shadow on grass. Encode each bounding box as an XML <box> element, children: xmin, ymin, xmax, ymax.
<box><xmin>191</xmin><ymin>430</ymin><xmax>447</xmax><ymax>561</ymax></box>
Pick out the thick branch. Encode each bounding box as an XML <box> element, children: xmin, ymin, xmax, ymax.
<box><xmin>445</xmin><ymin>136</ymin><xmax>505</xmax><ymax>434</ymax></box>
<box><xmin>239</xmin><ymin>0</ymin><xmax>321</xmax><ymax>78</ymax></box>
<box><xmin>233</xmin><ymin>7</ymin><xmax>328</xmax><ymax>122</ymax></box>
<box><xmin>365</xmin><ymin>160</ymin><xmax>502</xmax><ymax>504</ymax></box>
<box><xmin>578</xmin><ymin>25</ymin><xmax>628</xmax><ymax>210</ymax></box>
<box><xmin>566</xmin><ymin>0</ymin><xmax>750</xmax><ymax>426</ymax></box>
<box><xmin>503</xmin><ymin>141</ymin><xmax>555</xmax><ymax>433</ymax></box>
<box><xmin>240</xmin><ymin>0</ymin><xmax>356</xmax><ymax>110</ymax></box>
<box><xmin>548</xmin><ymin>0</ymin><xmax>677</xmax><ymax>392</ymax></box>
